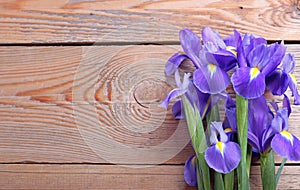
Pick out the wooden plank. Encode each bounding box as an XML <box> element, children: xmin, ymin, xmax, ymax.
<box><xmin>0</xmin><ymin>45</ymin><xmax>300</xmax><ymax>164</ymax></box>
<box><xmin>0</xmin><ymin>164</ymin><xmax>299</xmax><ymax>189</ymax></box>
<box><xmin>0</xmin><ymin>0</ymin><xmax>300</xmax><ymax>44</ymax></box>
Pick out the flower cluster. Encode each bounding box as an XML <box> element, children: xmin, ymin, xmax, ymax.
<box><xmin>160</xmin><ymin>27</ymin><xmax>300</xmax><ymax>189</ymax></box>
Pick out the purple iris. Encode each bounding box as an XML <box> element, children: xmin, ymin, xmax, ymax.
<box><xmin>267</xmin><ymin>53</ymin><xmax>300</xmax><ymax>105</ymax></box>
<box><xmin>270</xmin><ymin>103</ymin><xmax>300</xmax><ymax>161</ymax></box>
<box><xmin>202</xmin><ymin>27</ymin><xmax>237</xmax><ymax>71</ymax></box>
<box><xmin>166</xmin><ymin>28</ymin><xmax>237</xmax><ymax>95</ymax></box>
<box><xmin>247</xmin><ymin>96</ymin><xmax>274</xmax><ymax>153</ymax></box>
<box><xmin>184</xmin><ymin>155</ymin><xmax>198</xmax><ymax>186</ymax></box>
<box><xmin>165</xmin><ymin>28</ymin><xmax>201</xmax><ymax>76</ymax></box>
<box><xmin>205</xmin><ymin>122</ymin><xmax>241</xmax><ymax>173</ymax></box>
<box><xmin>231</xmin><ymin>31</ymin><xmax>286</xmax><ymax>99</ymax></box>
<box><xmin>159</xmin><ymin>70</ymin><xmax>190</xmax><ymax>109</ymax></box>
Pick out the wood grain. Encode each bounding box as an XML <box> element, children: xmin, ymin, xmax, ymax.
<box><xmin>1</xmin><ymin>45</ymin><xmax>300</xmax><ymax>165</ymax></box>
<box><xmin>0</xmin><ymin>0</ymin><xmax>300</xmax><ymax>44</ymax></box>
<box><xmin>0</xmin><ymin>164</ymin><xmax>299</xmax><ymax>189</ymax></box>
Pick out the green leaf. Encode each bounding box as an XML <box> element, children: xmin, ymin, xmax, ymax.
<box><xmin>224</xmin><ymin>171</ymin><xmax>234</xmax><ymax>190</ymax></box>
<box><xmin>182</xmin><ymin>96</ymin><xmax>210</xmax><ymax>190</ymax></box>
<box><xmin>276</xmin><ymin>158</ymin><xmax>287</xmax><ymax>186</ymax></box>
<box><xmin>214</xmin><ymin>172</ymin><xmax>225</xmax><ymax>190</ymax></box>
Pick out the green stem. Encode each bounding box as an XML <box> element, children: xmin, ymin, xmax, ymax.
<box><xmin>260</xmin><ymin>151</ymin><xmax>276</xmax><ymax>190</ymax></box>
<box><xmin>224</xmin><ymin>171</ymin><xmax>234</xmax><ymax>190</ymax></box>
<box><xmin>236</xmin><ymin>95</ymin><xmax>250</xmax><ymax>190</ymax></box>
<box><xmin>276</xmin><ymin>158</ymin><xmax>287</xmax><ymax>186</ymax></box>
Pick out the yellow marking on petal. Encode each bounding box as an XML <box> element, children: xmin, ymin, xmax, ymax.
<box><xmin>216</xmin><ymin>141</ymin><xmax>225</xmax><ymax>156</ymax></box>
<box><xmin>289</xmin><ymin>73</ymin><xmax>297</xmax><ymax>84</ymax></box>
<box><xmin>280</xmin><ymin>130</ymin><xmax>293</xmax><ymax>145</ymax></box>
<box><xmin>207</xmin><ymin>64</ymin><xmax>217</xmax><ymax>77</ymax></box>
<box><xmin>179</xmin><ymin>51</ymin><xmax>185</xmax><ymax>55</ymax></box>
<box><xmin>226</xmin><ymin>46</ymin><xmax>237</xmax><ymax>56</ymax></box>
<box><xmin>224</xmin><ymin>128</ymin><xmax>233</xmax><ymax>133</ymax></box>
<box><xmin>250</xmin><ymin>67</ymin><xmax>260</xmax><ymax>81</ymax></box>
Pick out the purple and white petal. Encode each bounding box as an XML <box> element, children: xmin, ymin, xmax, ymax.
<box><xmin>179</xmin><ymin>29</ymin><xmax>202</xmax><ymax>68</ymax></box>
<box><xmin>165</xmin><ymin>52</ymin><xmax>188</xmax><ymax>75</ymax></box>
<box><xmin>271</xmin><ymin>132</ymin><xmax>300</xmax><ymax>161</ymax></box>
<box><xmin>231</xmin><ymin>67</ymin><xmax>266</xmax><ymax>99</ymax></box>
<box><xmin>184</xmin><ymin>155</ymin><xmax>198</xmax><ymax>186</ymax></box>
<box><xmin>205</xmin><ymin>141</ymin><xmax>241</xmax><ymax>173</ymax></box>
<box><xmin>193</xmin><ymin>65</ymin><xmax>230</xmax><ymax>94</ymax></box>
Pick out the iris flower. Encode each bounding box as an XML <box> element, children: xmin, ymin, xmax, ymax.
<box><xmin>267</xmin><ymin>53</ymin><xmax>300</xmax><ymax>105</ymax></box>
<box><xmin>205</xmin><ymin>122</ymin><xmax>241</xmax><ymax>173</ymax></box>
<box><xmin>231</xmin><ymin>31</ymin><xmax>286</xmax><ymax>99</ymax></box>
<box><xmin>270</xmin><ymin>101</ymin><xmax>300</xmax><ymax>161</ymax></box>
<box><xmin>159</xmin><ymin>70</ymin><xmax>191</xmax><ymax>109</ymax></box>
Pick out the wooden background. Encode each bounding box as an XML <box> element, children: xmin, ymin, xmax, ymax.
<box><xmin>1</xmin><ymin>0</ymin><xmax>300</xmax><ymax>189</ymax></box>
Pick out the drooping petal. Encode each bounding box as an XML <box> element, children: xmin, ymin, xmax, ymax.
<box><xmin>165</xmin><ymin>52</ymin><xmax>188</xmax><ymax>75</ymax></box>
<box><xmin>179</xmin><ymin>29</ymin><xmax>202</xmax><ymax>68</ymax></box>
<box><xmin>159</xmin><ymin>88</ymin><xmax>186</xmax><ymax>108</ymax></box>
<box><xmin>193</xmin><ymin>64</ymin><xmax>230</xmax><ymax>94</ymax></box>
<box><xmin>205</xmin><ymin>141</ymin><xmax>241</xmax><ymax>173</ymax></box>
<box><xmin>271</xmin><ymin>131</ymin><xmax>300</xmax><ymax>161</ymax></box>
<box><xmin>184</xmin><ymin>155</ymin><xmax>198</xmax><ymax>186</ymax></box>
<box><xmin>231</xmin><ymin>67</ymin><xmax>266</xmax><ymax>99</ymax></box>
<box><xmin>266</xmin><ymin>69</ymin><xmax>289</xmax><ymax>96</ymax></box>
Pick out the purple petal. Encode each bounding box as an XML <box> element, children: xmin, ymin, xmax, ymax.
<box><xmin>235</xmin><ymin>30</ymin><xmax>247</xmax><ymax>68</ymax></box>
<box><xmin>231</xmin><ymin>67</ymin><xmax>266</xmax><ymax>99</ymax></box>
<box><xmin>202</xmin><ymin>27</ymin><xmax>226</xmax><ymax>50</ymax></box>
<box><xmin>247</xmin><ymin>132</ymin><xmax>261</xmax><ymax>152</ymax></box>
<box><xmin>180</xmin><ymin>29</ymin><xmax>202</xmax><ymax>68</ymax></box>
<box><xmin>165</xmin><ymin>52</ymin><xmax>188</xmax><ymax>75</ymax></box>
<box><xmin>266</xmin><ymin>70</ymin><xmax>289</xmax><ymax>96</ymax></box>
<box><xmin>283</xmin><ymin>94</ymin><xmax>292</xmax><ymax>116</ymax></box>
<box><xmin>247</xmin><ymin>44</ymin><xmax>270</xmax><ymax>68</ymax></box>
<box><xmin>159</xmin><ymin>88</ymin><xmax>186</xmax><ymax>108</ymax></box>
<box><xmin>261</xmin><ymin>43</ymin><xmax>286</xmax><ymax>76</ymax></box>
<box><xmin>172</xmin><ymin>100</ymin><xmax>184</xmax><ymax>119</ymax></box>
<box><xmin>282</xmin><ymin>53</ymin><xmax>295</xmax><ymax>73</ymax></box>
<box><xmin>288</xmin><ymin>74</ymin><xmax>300</xmax><ymax>105</ymax></box>
<box><xmin>271</xmin><ymin>132</ymin><xmax>300</xmax><ymax>161</ymax></box>
<box><xmin>211</xmin><ymin>50</ymin><xmax>237</xmax><ymax>71</ymax></box>
<box><xmin>193</xmin><ymin>65</ymin><xmax>229</xmax><ymax>94</ymax></box>
<box><xmin>184</xmin><ymin>155</ymin><xmax>198</xmax><ymax>186</ymax></box>
<box><xmin>205</xmin><ymin>141</ymin><xmax>241</xmax><ymax>173</ymax></box>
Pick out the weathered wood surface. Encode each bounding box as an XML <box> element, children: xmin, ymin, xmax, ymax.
<box><xmin>1</xmin><ymin>45</ymin><xmax>300</xmax><ymax>165</ymax></box>
<box><xmin>1</xmin><ymin>0</ymin><xmax>300</xmax><ymax>44</ymax></box>
<box><xmin>0</xmin><ymin>164</ymin><xmax>298</xmax><ymax>190</ymax></box>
